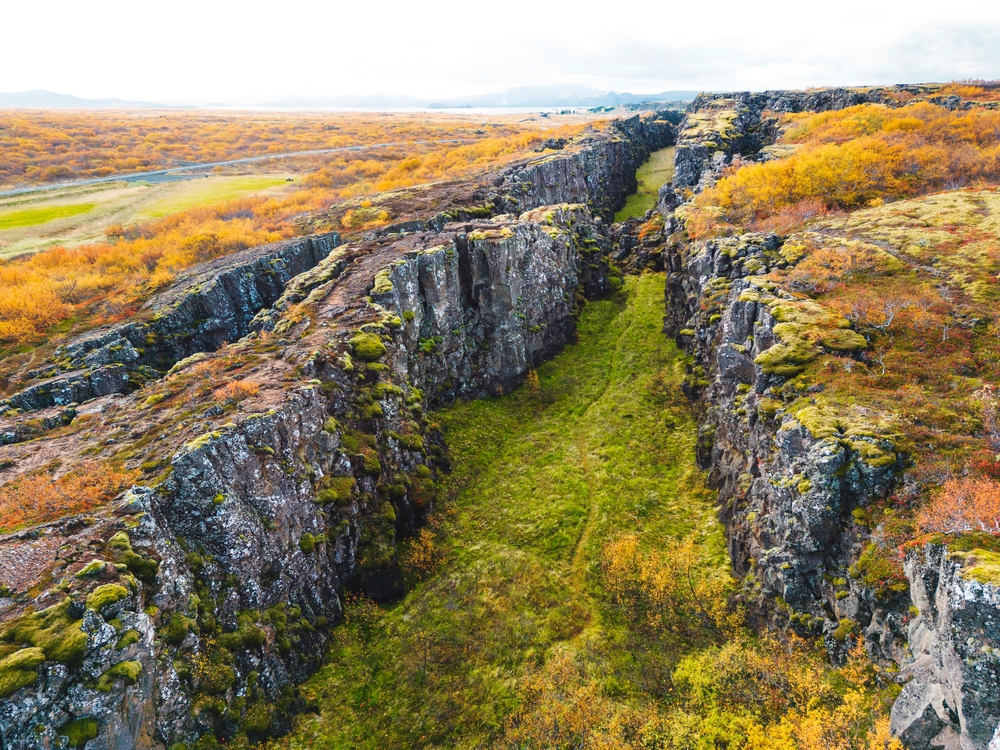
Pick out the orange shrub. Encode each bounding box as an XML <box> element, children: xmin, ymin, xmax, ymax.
<box><xmin>689</xmin><ymin>104</ymin><xmax>1000</xmax><ymax>235</ymax></box>
<box><xmin>918</xmin><ymin>477</ymin><xmax>1000</xmax><ymax>534</ymax></box>
<box><xmin>0</xmin><ymin>462</ymin><xmax>139</xmax><ymax>532</ymax></box>
<box><xmin>0</xmin><ymin>124</ymin><xmax>585</xmax><ymax>351</ymax></box>
<box><xmin>213</xmin><ymin>380</ymin><xmax>260</xmax><ymax>401</ymax></box>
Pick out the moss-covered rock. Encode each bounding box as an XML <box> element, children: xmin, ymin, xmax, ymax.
<box><xmin>86</xmin><ymin>584</ymin><xmax>128</xmax><ymax>613</ymax></box>
<box><xmin>59</xmin><ymin>717</ymin><xmax>99</xmax><ymax>748</ymax></box>
<box><xmin>0</xmin><ymin>647</ymin><xmax>45</xmax><ymax>698</ymax></box>
<box><xmin>349</xmin><ymin>332</ymin><xmax>387</xmax><ymax>362</ymax></box>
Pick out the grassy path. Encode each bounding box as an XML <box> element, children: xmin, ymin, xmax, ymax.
<box><xmin>281</xmin><ymin>274</ymin><xmax>727</xmax><ymax>749</ymax></box>
<box><xmin>614</xmin><ymin>146</ymin><xmax>675</xmax><ymax>222</ymax></box>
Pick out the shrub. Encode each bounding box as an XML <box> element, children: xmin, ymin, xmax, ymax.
<box><xmin>918</xmin><ymin>477</ymin><xmax>1000</xmax><ymax>534</ymax></box>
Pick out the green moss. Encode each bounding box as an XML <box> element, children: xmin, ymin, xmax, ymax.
<box><xmin>372</xmin><ymin>270</ymin><xmax>394</xmax><ymax>294</ymax></box>
<box><xmin>116</xmin><ymin>629</ymin><xmax>141</xmax><ymax>650</ymax></box>
<box><xmin>0</xmin><ymin>647</ymin><xmax>45</xmax><ymax>698</ymax></box>
<box><xmin>323</xmin><ymin>418</ymin><xmax>339</xmax><ymax>434</ymax></box>
<box><xmin>106</xmin><ymin>532</ymin><xmax>131</xmax><ymax>552</ymax></box>
<box><xmin>75</xmin><ymin>560</ymin><xmax>107</xmax><ymax>578</ymax></box>
<box><xmin>0</xmin><ymin>600</ymin><xmax>87</xmax><ymax>665</ymax></box>
<box><xmin>361</xmin><ymin>402</ymin><xmax>384</xmax><ymax>419</ymax></box>
<box><xmin>299</xmin><ymin>533</ymin><xmax>317</xmax><ymax>554</ymax></box>
<box><xmin>59</xmin><ymin>718</ymin><xmax>99</xmax><ymax>748</ymax></box>
<box><xmin>86</xmin><ymin>584</ymin><xmax>128</xmax><ymax>613</ymax></box>
<box><xmin>316</xmin><ymin>476</ymin><xmax>356</xmax><ymax>506</ymax></box>
<box><xmin>142</xmin><ymin>393</ymin><xmax>166</xmax><ymax>409</ymax></box>
<box><xmin>796</xmin><ymin>478</ymin><xmax>812</xmax><ymax>494</ymax></box>
<box><xmin>95</xmin><ymin>660</ymin><xmax>142</xmax><ymax>691</ymax></box>
<box><xmin>833</xmin><ymin>618</ymin><xmax>855</xmax><ymax>642</ymax></box>
<box><xmin>856</xmin><ymin>544</ymin><xmax>909</xmax><ymax>598</ymax></box>
<box><xmin>218</xmin><ymin>612</ymin><xmax>266</xmax><ymax>651</ymax></box>
<box><xmin>362</xmin><ymin>452</ymin><xmax>382</xmax><ymax>477</ymax></box>
<box><xmin>199</xmin><ymin>661</ymin><xmax>237</xmax><ymax>696</ymax></box>
<box><xmin>403</xmin><ymin>310</ymin><xmax>415</xmax><ymax>322</ymax></box>
<box><xmin>754</xmin><ymin>338</ymin><xmax>816</xmax><ymax>377</ymax></box>
<box><xmin>242</xmin><ymin>702</ymin><xmax>274</xmax><ymax>735</ymax></box>
<box><xmin>163</xmin><ymin>612</ymin><xmax>194</xmax><ymax>645</ymax></box>
<box><xmin>349</xmin><ymin>332</ymin><xmax>387</xmax><ymax>362</ymax></box>
<box><xmin>959</xmin><ymin>549</ymin><xmax>1000</xmax><ymax>585</ymax></box>
<box><xmin>757</xmin><ymin>398</ymin><xmax>783</xmax><ymax>418</ymax></box>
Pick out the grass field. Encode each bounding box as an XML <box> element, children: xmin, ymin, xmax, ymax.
<box><xmin>0</xmin><ymin>174</ymin><xmax>293</xmax><ymax>258</ymax></box>
<box><xmin>279</xmin><ymin>274</ymin><xmax>728</xmax><ymax>749</ymax></box>
<box><xmin>0</xmin><ymin>203</ymin><xmax>97</xmax><ymax>231</ymax></box>
<box><xmin>136</xmin><ymin>175</ymin><xmax>292</xmax><ymax>218</ymax></box>
<box><xmin>615</xmin><ymin>146</ymin><xmax>675</xmax><ymax>222</ymax></box>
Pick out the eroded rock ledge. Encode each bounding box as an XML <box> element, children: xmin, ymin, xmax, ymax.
<box><xmin>0</xmin><ymin>114</ymin><xmax>660</xmax><ymax>749</ymax></box>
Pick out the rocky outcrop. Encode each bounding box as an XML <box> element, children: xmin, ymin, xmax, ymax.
<box><xmin>663</xmin><ymin>231</ymin><xmax>905</xmax><ymax>659</ymax></box>
<box><xmin>0</xmin><ymin>201</ymin><xmax>613</xmax><ymax>748</ymax></box>
<box><xmin>658</xmin><ymin>86</ymin><xmax>1000</xmax><ymax>748</ymax></box>
<box><xmin>890</xmin><ymin>545</ymin><xmax>1000</xmax><ymax>749</ymax></box>
<box><xmin>1</xmin><ymin>233</ymin><xmax>341</xmax><ymax>417</ymax></box>
<box><xmin>491</xmin><ymin>113</ymin><xmax>675</xmax><ymax>221</ymax></box>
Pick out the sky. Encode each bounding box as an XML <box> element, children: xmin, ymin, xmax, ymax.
<box><xmin>3</xmin><ymin>0</ymin><xmax>999</xmax><ymax>102</ymax></box>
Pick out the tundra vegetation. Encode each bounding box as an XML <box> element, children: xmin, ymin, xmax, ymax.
<box><xmin>0</xmin><ymin>113</ymin><xmax>590</xmax><ymax>369</ymax></box>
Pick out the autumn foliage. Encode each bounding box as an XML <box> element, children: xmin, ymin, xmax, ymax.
<box><xmin>0</xmin><ymin>110</ymin><xmax>541</xmax><ymax>187</ymax></box>
<box><xmin>0</xmin><ymin>121</ymin><xmax>584</xmax><ymax>352</ymax></box>
<box><xmin>918</xmin><ymin>477</ymin><xmax>1000</xmax><ymax>535</ymax></box>
<box><xmin>688</xmin><ymin>103</ymin><xmax>1000</xmax><ymax>236</ymax></box>
<box><xmin>0</xmin><ymin>462</ymin><xmax>139</xmax><ymax>533</ymax></box>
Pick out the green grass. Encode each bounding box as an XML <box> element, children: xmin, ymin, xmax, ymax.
<box><xmin>0</xmin><ymin>203</ymin><xmax>96</xmax><ymax>230</ymax></box>
<box><xmin>138</xmin><ymin>176</ymin><xmax>290</xmax><ymax>218</ymax></box>
<box><xmin>615</xmin><ymin>146</ymin><xmax>675</xmax><ymax>222</ymax></box>
<box><xmin>281</xmin><ymin>274</ymin><xmax>727</xmax><ymax>749</ymax></box>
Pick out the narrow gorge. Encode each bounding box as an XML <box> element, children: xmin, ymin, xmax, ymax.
<box><xmin>4</xmin><ymin>84</ymin><xmax>1000</xmax><ymax>750</ymax></box>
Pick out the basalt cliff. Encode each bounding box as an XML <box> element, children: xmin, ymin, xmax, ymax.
<box><xmin>0</xmin><ymin>114</ymin><xmax>674</xmax><ymax>749</ymax></box>
<box><xmin>660</xmin><ymin>87</ymin><xmax>1000</xmax><ymax>749</ymax></box>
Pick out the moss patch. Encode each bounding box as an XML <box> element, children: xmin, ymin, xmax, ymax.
<box><xmin>86</xmin><ymin>584</ymin><xmax>128</xmax><ymax>613</ymax></box>
<box><xmin>0</xmin><ymin>646</ymin><xmax>45</xmax><ymax>698</ymax></box>
<box><xmin>349</xmin><ymin>332</ymin><xmax>387</xmax><ymax>362</ymax></box>
<box><xmin>0</xmin><ymin>599</ymin><xmax>87</xmax><ymax>665</ymax></box>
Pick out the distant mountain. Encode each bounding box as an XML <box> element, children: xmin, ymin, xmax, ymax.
<box><xmin>0</xmin><ymin>90</ymin><xmax>182</xmax><ymax>109</ymax></box>
<box><xmin>425</xmin><ymin>85</ymin><xmax>699</xmax><ymax>108</ymax></box>
<box><xmin>256</xmin><ymin>86</ymin><xmax>699</xmax><ymax>110</ymax></box>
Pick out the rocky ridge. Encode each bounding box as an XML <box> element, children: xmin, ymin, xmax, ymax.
<box><xmin>660</xmin><ymin>88</ymin><xmax>1000</xmax><ymax>749</ymax></box>
<box><xmin>0</xmin><ymin>116</ymin><xmax>659</xmax><ymax>749</ymax></box>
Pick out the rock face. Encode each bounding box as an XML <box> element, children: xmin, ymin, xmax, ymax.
<box><xmin>663</xmin><ymin>231</ymin><xmax>905</xmax><ymax>658</ymax></box>
<box><xmin>0</xmin><ymin>112</ymin><xmax>662</xmax><ymax>749</ymax></box>
<box><xmin>492</xmin><ymin>113</ymin><xmax>676</xmax><ymax>221</ymax></box>
<box><xmin>891</xmin><ymin>546</ymin><xmax>1000</xmax><ymax>749</ymax></box>
<box><xmin>1</xmin><ymin>233</ymin><xmax>341</xmax><ymax>417</ymax></box>
<box><xmin>658</xmin><ymin>88</ymin><xmax>1000</xmax><ymax>748</ymax></box>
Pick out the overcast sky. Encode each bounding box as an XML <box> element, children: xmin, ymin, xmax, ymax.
<box><xmin>3</xmin><ymin>0</ymin><xmax>999</xmax><ymax>102</ymax></box>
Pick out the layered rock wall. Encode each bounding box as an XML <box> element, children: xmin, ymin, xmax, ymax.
<box><xmin>0</xmin><ymin>111</ymin><xmax>665</xmax><ymax>748</ymax></box>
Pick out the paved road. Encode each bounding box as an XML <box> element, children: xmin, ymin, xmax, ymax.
<box><xmin>0</xmin><ymin>138</ymin><xmax>476</xmax><ymax>198</ymax></box>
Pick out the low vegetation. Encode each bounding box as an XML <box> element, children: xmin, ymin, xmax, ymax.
<box><xmin>0</xmin><ymin>462</ymin><xmax>138</xmax><ymax>533</ymax></box>
<box><xmin>0</xmin><ymin>111</ymin><xmax>553</xmax><ymax>188</ymax></box>
<box><xmin>686</xmin><ymin>103</ymin><xmax>1000</xmax><ymax>237</ymax></box>
<box><xmin>0</xmin><ymin>120</ymin><xmax>588</xmax><ymax>362</ymax></box>
<box><xmin>615</xmin><ymin>146</ymin><xmax>675</xmax><ymax>221</ymax></box>
<box><xmin>277</xmin><ymin>275</ymin><xmax>898</xmax><ymax>750</ymax></box>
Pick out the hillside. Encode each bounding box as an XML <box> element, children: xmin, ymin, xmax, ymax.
<box><xmin>3</xmin><ymin>81</ymin><xmax>1000</xmax><ymax>750</ymax></box>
